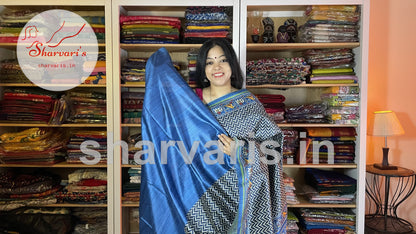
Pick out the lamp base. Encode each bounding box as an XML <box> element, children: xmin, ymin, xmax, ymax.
<box><xmin>373</xmin><ymin>163</ymin><xmax>398</xmax><ymax>170</ymax></box>
<box><xmin>373</xmin><ymin>147</ymin><xmax>398</xmax><ymax>170</ymax></box>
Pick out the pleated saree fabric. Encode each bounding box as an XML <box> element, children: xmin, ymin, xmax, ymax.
<box><xmin>139</xmin><ymin>48</ymin><xmax>287</xmax><ymax>234</ymax></box>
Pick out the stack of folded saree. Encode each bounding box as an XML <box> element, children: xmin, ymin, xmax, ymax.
<box><xmin>299</xmin><ymin>5</ymin><xmax>360</xmax><ymax>43</ymax></box>
<box><xmin>55</xmin><ymin>169</ymin><xmax>107</xmax><ymax>204</ymax></box>
<box><xmin>0</xmin><ymin>207</ymin><xmax>73</xmax><ymax>233</ymax></box>
<box><xmin>309</xmin><ymin>67</ymin><xmax>358</xmax><ymax>84</ymax></box>
<box><xmin>304</xmin><ymin>48</ymin><xmax>355</xmax><ymax>70</ymax></box>
<box><xmin>0</xmin><ymin>128</ymin><xmax>67</xmax><ymax>165</ymax></box>
<box><xmin>121</xmin><ymin>58</ymin><xmax>147</xmax><ymax>84</ymax></box>
<box><xmin>304</xmin><ymin>127</ymin><xmax>356</xmax><ymax>164</ymax></box>
<box><xmin>284</xmin><ymin>172</ymin><xmax>299</xmax><ymax>205</ymax></box>
<box><xmin>282</xmin><ymin>129</ymin><xmax>299</xmax><ymax>164</ymax></box>
<box><xmin>72</xmin><ymin>207</ymin><xmax>107</xmax><ymax>234</ymax></box>
<box><xmin>125</xmin><ymin>133</ymin><xmax>142</xmax><ymax>165</ymax></box>
<box><xmin>256</xmin><ymin>94</ymin><xmax>286</xmax><ymax>122</ymax></box>
<box><xmin>321</xmin><ymin>86</ymin><xmax>360</xmax><ymax>124</ymax></box>
<box><xmin>287</xmin><ymin>211</ymin><xmax>300</xmax><ymax>234</ymax></box>
<box><xmin>74</xmin><ymin>11</ymin><xmax>106</xmax><ymax>43</ymax></box>
<box><xmin>304</xmin><ymin>48</ymin><xmax>358</xmax><ymax>84</ymax></box>
<box><xmin>246</xmin><ymin>57</ymin><xmax>310</xmax><ymax>85</ymax></box>
<box><xmin>184</xmin><ymin>6</ymin><xmax>232</xmax><ymax>44</ymax></box>
<box><xmin>120</xmin><ymin>15</ymin><xmax>181</xmax><ymax>44</ymax></box>
<box><xmin>285</xmin><ymin>103</ymin><xmax>328</xmax><ymax>123</ymax></box>
<box><xmin>297</xmin><ymin>208</ymin><xmax>356</xmax><ymax>233</ymax></box>
<box><xmin>122</xmin><ymin>167</ymin><xmax>141</xmax><ymax>204</ymax></box>
<box><xmin>67</xmin><ymin>91</ymin><xmax>106</xmax><ymax>124</ymax></box>
<box><xmin>0</xmin><ymin>9</ymin><xmax>39</xmax><ymax>43</ymax></box>
<box><xmin>82</xmin><ymin>52</ymin><xmax>106</xmax><ymax>85</ymax></box>
<box><xmin>48</xmin><ymin>94</ymin><xmax>71</xmax><ymax>125</ymax></box>
<box><xmin>122</xmin><ymin>91</ymin><xmax>144</xmax><ymax>124</ymax></box>
<box><xmin>66</xmin><ymin>130</ymin><xmax>107</xmax><ymax>165</ymax></box>
<box><xmin>0</xmin><ymin>59</ymin><xmax>30</xmax><ymax>83</ymax></box>
<box><xmin>187</xmin><ymin>49</ymin><xmax>198</xmax><ymax>84</ymax></box>
<box><xmin>0</xmin><ymin>170</ymin><xmax>60</xmax><ymax>211</ymax></box>
<box><xmin>0</xmin><ymin>88</ymin><xmax>57</xmax><ymax>123</ymax></box>
<box><xmin>303</xmin><ymin>168</ymin><xmax>356</xmax><ymax>204</ymax></box>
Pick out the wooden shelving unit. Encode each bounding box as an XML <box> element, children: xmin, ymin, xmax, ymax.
<box><xmin>240</xmin><ymin>1</ymin><xmax>369</xmax><ymax>233</ymax></box>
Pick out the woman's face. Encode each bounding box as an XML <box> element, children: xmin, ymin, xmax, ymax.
<box><xmin>205</xmin><ymin>45</ymin><xmax>232</xmax><ymax>88</ymax></box>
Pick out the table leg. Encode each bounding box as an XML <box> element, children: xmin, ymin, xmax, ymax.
<box><xmin>384</xmin><ymin>176</ymin><xmax>390</xmax><ymax>231</ymax></box>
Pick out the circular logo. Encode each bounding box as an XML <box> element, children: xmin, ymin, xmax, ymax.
<box><xmin>17</xmin><ymin>9</ymin><xmax>98</xmax><ymax>91</ymax></box>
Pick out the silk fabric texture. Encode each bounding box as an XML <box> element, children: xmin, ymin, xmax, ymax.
<box><xmin>139</xmin><ymin>47</ymin><xmax>286</xmax><ymax>233</ymax></box>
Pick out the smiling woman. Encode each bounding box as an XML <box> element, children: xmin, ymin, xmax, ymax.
<box><xmin>203</xmin><ymin>45</ymin><xmax>232</xmax><ymax>93</ymax></box>
<box><xmin>139</xmin><ymin>38</ymin><xmax>287</xmax><ymax>234</ymax></box>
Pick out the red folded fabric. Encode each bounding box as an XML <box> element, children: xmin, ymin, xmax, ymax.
<box><xmin>120</xmin><ymin>15</ymin><xmax>181</xmax><ymax>24</ymax></box>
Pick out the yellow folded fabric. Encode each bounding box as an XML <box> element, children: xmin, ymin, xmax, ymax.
<box><xmin>0</xmin><ymin>128</ymin><xmax>44</xmax><ymax>143</ymax></box>
<box><xmin>312</xmin><ymin>68</ymin><xmax>354</xmax><ymax>74</ymax></box>
<box><xmin>308</xmin><ymin>5</ymin><xmax>358</xmax><ymax>13</ymax></box>
<box><xmin>83</xmin><ymin>76</ymin><xmax>106</xmax><ymax>84</ymax></box>
<box><xmin>90</xmin><ymin>24</ymin><xmax>105</xmax><ymax>28</ymax></box>
<box><xmin>83</xmin><ymin>61</ymin><xmax>106</xmax><ymax>68</ymax></box>
<box><xmin>307</xmin><ymin>127</ymin><xmax>356</xmax><ymax>137</ymax></box>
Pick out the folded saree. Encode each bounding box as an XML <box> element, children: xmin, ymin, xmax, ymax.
<box><xmin>120</xmin><ymin>15</ymin><xmax>181</xmax><ymax>25</ymax></box>
<box><xmin>139</xmin><ymin>48</ymin><xmax>286</xmax><ymax>233</ymax></box>
<box><xmin>306</xmin><ymin>127</ymin><xmax>356</xmax><ymax>137</ymax></box>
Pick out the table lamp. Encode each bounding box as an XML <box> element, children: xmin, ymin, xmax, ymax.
<box><xmin>368</xmin><ymin>110</ymin><xmax>404</xmax><ymax>170</ymax></box>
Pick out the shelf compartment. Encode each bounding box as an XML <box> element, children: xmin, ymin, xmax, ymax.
<box><xmin>283</xmin><ymin>163</ymin><xmax>357</xmax><ymax>169</ymax></box>
<box><xmin>287</xmin><ymin>196</ymin><xmax>356</xmax><ymax>209</ymax></box>
<box><xmin>121</xmin><ymin>83</ymin><xmax>359</xmax><ymax>89</ymax></box>
<box><xmin>0</xmin><ymin>83</ymin><xmax>106</xmax><ymax>88</ymax></box>
<box><xmin>0</xmin><ymin>162</ymin><xmax>107</xmax><ymax>168</ymax></box>
<box><xmin>0</xmin><ymin>43</ymin><xmax>106</xmax><ymax>50</ymax></box>
<box><xmin>121</xmin><ymin>123</ymin><xmax>358</xmax><ymax>128</ymax></box>
<box><xmin>277</xmin><ymin>123</ymin><xmax>358</xmax><ymax>128</ymax></box>
<box><xmin>120</xmin><ymin>43</ymin><xmax>202</xmax><ymax>52</ymax></box>
<box><xmin>121</xmin><ymin>164</ymin><xmax>357</xmax><ymax>170</ymax></box>
<box><xmin>0</xmin><ymin>123</ymin><xmax>107</xmax><ymax>127</ymax></box>
<box><xmin>247</xmin><ymin>83</ymin><xmax>359</xmax><ymax>89</ymax></box>
<box><xmin>38</xmin><ymin>203</ymin><xmax>107</xmax><ymax>208</ymax></box>
<box><xmin>121</xmin><ymin>42</ymin><xmax>360</xmax><ymax>52</ymax></box>
<box><xmin>122</xmin><ymin>203</ymin><xmax>139</xmax><ymax>208</ymax></box>
<box><xmin>122</xmin><ymin>164</ymin><xmax>142</xmax><ymax>168</ymax></box>
<box><xmin>246</xmin><ymin>42</ymin><xmax>360</xmax><ymax>52</ymax></box>
<box><xmin>120</xmin><ymin>199</ymin><xmax>357</xmax><ymax>209</ymax></box>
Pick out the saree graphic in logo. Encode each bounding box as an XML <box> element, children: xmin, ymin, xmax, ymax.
<box><xmin>17</xmin><ymin>9</ymin><xmax>98</xmax><ymax>91</ymax></box>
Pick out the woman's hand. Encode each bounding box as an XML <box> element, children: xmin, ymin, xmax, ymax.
<box><xmin>218</xmin><ymin>134</ymin><xmax>234</xmax><ymax>155</ymax></box>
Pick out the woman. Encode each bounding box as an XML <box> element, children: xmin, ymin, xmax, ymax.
<box><xmin>139</xmin><ymin>38</ymin><xmax>286</xmax><ymax>234</ymax></box>
<box><xmin>195</xmin><ymin>38</ymin><xmax>287</xmax><ymax>233</ymax></box>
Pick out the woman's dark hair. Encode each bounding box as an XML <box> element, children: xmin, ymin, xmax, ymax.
<box><xmin>195</xmin><ymin>38</ymin><xmax>244</xmax><ymax>89</ymax></box>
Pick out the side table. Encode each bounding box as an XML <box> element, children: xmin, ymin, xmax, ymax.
<box><xmin>365</xmin><ymin>164</ymin><xmax>416</xmax><ymax>233</ymax></box>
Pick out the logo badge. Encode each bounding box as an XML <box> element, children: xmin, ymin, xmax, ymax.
<box><xmin>17</xmin><ymin>9</ymin><xmax>99</xmax><ymax>91</ymax></box>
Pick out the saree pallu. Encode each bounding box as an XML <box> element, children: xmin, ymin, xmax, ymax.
<box><xmin>139</xmin><ymin>47</ymin><xmax>286</xmax><ymax>233</ymax></box>
<box><xmin>208</xmin><ymin>90</ymin><xmax>287</xmax><ymax>234</ymax></box>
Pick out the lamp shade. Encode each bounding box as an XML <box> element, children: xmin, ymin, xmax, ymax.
<box><xmin>368</xmin><ymin>110</ymin><xmax>404</xmax><ymax>136</ymax></box>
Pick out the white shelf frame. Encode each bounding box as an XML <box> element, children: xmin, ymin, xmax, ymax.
<box><xmin>112</xmin><ymin>1</ymin><xmax>240</xmax><ymax>233</ymax></box>
<box><xmin>239</xmin><ymin>1</ymin><xmax>369</xmax><ymax>232</ymax></box>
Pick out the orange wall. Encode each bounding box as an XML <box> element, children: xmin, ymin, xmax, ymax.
<box><xmin>368</xmin><ymin>0</ymin><xmax>416</xmax><ymax>227</ymax></box>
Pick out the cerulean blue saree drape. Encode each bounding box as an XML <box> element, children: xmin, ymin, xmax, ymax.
<box><xmin>139</xmin><ymin>47</ymin><xmax>287</xmax><ymax>234</ymax></box>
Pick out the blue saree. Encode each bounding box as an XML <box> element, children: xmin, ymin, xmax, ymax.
<box><xmin>139</xmin><ymin>47</ymin><xmax>287</xmax><ymax>234</ymax></box>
